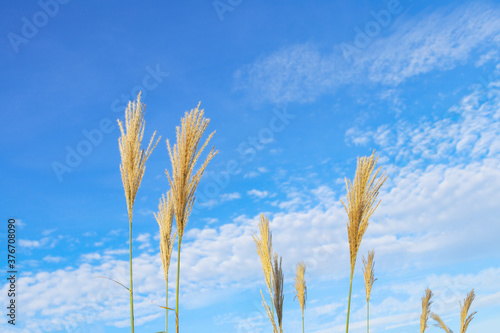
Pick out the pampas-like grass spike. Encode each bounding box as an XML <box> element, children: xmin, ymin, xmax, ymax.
<box><xmin>154</xmin><ymin>190</ymin><xmax>176</xmax><ymax>281</ymax></box>
<box><xmin>118</xmin><ymin>92</ymin><xmax>160</xmax><ymax>218</ymax></box>
<box><xmin>342</xmin><ymin>150</ymin><xmax>387</xmax><ymax>333</ymax></box>
<box><xmin>166</xmin><ymin>102</ymin><xmax>217</xmax><ymax>333</ymax></box>
<box><xmin>460</xmin><ymin>289</ymin><xmax>476</xmax><ymax>333</ymax></box>
<box><xmin>420</xmin><ymin>288</ymin><xmax>434</xmax><ymax>333</ymax></box>
<box><xmin>154</xmin><ymin>190</ymin><xmax>176</xmax><ymax>333</ymax></box>
<box><xmin>253</xmin><ymin>214</ymin><xmax>274</xmax><ymax>299</ymax></box>
<box><xmin>252</xmin><ymin>216</ymin><xmax>284</xmax><ymax>333</ymax></box>
<box><xmin>117</xmin><ymin>92</ymin><xmax>160</xmax><ymax>333</ymax></box>
<box><xmin>294</xmin><ymin>262</ymin><xmax>307</xmax><ymax>313</ymax></box>
<box><xmin>273</xmin><ymin>253</ymin><xmax>284</xmax><ymax>333</ymax></box>
<box><xmin>165</xmin><ymin>102</ymin><xmax>217</xmax><ymax>240</ymax></box>
<box><xmin>362</xmin><ymin>250</ymin><xmax>376</xmax><ymax>333</ymax></box>
<box><xmin>342</xmin><ymin>150</ymin><xmax>387</xmax><ymax>276</ymax></box>
<box><xmin>294</xmin><ymin>261</ymin><xmax>307</xmax><ymax>333</ymax></box>
<box><xmin>362</xmin><ymin>250</ymin><xmax>376</xmax><ymax>302</ymax></box>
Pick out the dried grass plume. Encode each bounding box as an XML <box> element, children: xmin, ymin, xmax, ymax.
<box><xmin>460</xmin><ymin>289</ymin><xmax>477</xmax><ymax>333</ymax></box>
<box><xmin>253</xmin><ymin>214</ymin><xmax>274</xmax><ymax>298</ymax></box>
<box><xmin>341</xmin><ymin>150</ymin><xmax>387</xmax><ymax>275</ymax></box>
<box><xmin>154</xmin><ymin>190</ymin><xmax>176</xmax><ymax>281</ymax></box>
<box><xmin>253</xmin><ymin>214</ymin><xmax>279</xmax><ymax>333</ymax></box>
<box><xmin>273</xmin><ymin>253</ymin><xmax>284</xmax><ymax>333</ymax></box>
<box><xmin>362</xmin><ymin>250</ymin><xmax>376</xmax><ymax>302</ymax></box>
<box><xmin>165</xmin><ymin>102</ymin><xmax>217</xmax><ymax>240</ymax></box>
<box><xmin>118</xmin><ymin>92</ymin><xmax>160</xmax><ymax>216</ymax></box>
<box><xmin>420</xmin><ymin>288</ymin><xmax>434</xmax><ymax>333</ymax></box>
<box><xmin>294</xmin><ymin>261</ymin><xmax>307</xmax><ymax>314</ymax></box>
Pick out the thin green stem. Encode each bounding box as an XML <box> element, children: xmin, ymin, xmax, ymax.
<box><xmin>165</xmin><ymin>282</ymin><xmax>168</xmax><ymax>333</ymax></box>
<box><xmin>129</xmin><ymin>215</ymin><xmax>135</xmax><ymax>333</ymax></box>
<box><xmin>302</xmin><ymin>313</ymin><xmax>305</xmax><ymax>333</ymax></box>
<box><xmin>367</xmin><ymin>301</ymin><xmax>369</xmax><ymax>333</ymax></box>
<box><xmin>175</xmin><ymin>238</ymin><xmax>182</xmax><ymax>333</ymax></box>
<box><xmin>346</xmin><ymin>272</ymin><xmax>353</xmax><ymax>333</ymax></box>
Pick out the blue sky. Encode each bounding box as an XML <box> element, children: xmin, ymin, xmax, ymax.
<box><xmin>1</xmin><ymin>0</ymin><xmax>500</xmax><ymax>332</ymax></box>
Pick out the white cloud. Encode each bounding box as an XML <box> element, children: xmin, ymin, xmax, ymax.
<box><xmin>357</xmin><ymin>2</ymin><xmax>500</xmax><ymax>85</ymax></box>
<box><xmin>42</xmin><ymin>228</ymin><xmax>57</xmax><ymax>236</ymax></box>
<box><xmin>243</xmin><ymin>171</ymin><xmax>260</xmax><ymax>178</ymax></box>
<box><xmin>136</xmin><ymin>233</ymin><xmax>151</xmax><ymax>250</ymax></box>
<box><xmin>247</xmin><ymin>189</ymin><xmax>270</xmax><ymax>199</ymax></box>
<box><xmin>199</xmin><ymin>192</ymin><xmax>242</xmax><ymax>208</ymax></box>
<box><xmin>244</xmin><ymin>167</ymin><xmax>270</xmax><ymax>178</ymax></box>
<box><xmin>220</xmin><ymin>192</ymin><xmax>242</xmax><ymax>201</ymax></box>
<box><xmin>19</xmin><ymin>237</ymin><xmax>58</xmax><ymax>249</ymax></box>
<box><xmin>234</xmin><ymin>2</ymin><xmax>500</xmax><ymax>104</ymax></box>
<box><xmin>42</xmin><ymin>256</ymin><xmax>65</xmax><ymax>263</ymax></box>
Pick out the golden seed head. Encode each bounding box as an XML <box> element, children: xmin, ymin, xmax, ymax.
<box><xmin>294</xmin><ymin>261</ymin><xmax>307</xmax><ymax>314</ymax></box>
<box><xmin>420</xmin><ymin>288</ymin><xmax>433</xmax><ymax>333</ymax></box>
<box><xmin>273</xmin><ymin>253</ymin><xmax>284</xmax><ymax>332</ymax></box>
<box><xmin>362</xmin><ymin>250</ymin><xmax>377</xmax><ymax>303</ymax></box>
<box><xmin>253</xmin><ymin>214</ymin><xmax>274</xmax><ymax>298</ymax></box>
<box><xmin>341</xmin><ymin>150</ymin><xmax>387</xmax><ymax>275</ymax></box>
<box><xmin>118</xmin><ymin>92</ymin><xmax>160</xmax><ymax>217</ymax></box>
<box><xmin>460</xmin><ymin>289</ymin><xmax>476</xmax><ymax>333</ymax></box>
<box><xmin>165</xmin><ymin>102</ymin><xmax>217</xmax><ymax>240</ymax></box>
<box><xmin>154</xmin><ymin>190</ymin><xmax>177</xmax><ymax>282</ymax></box>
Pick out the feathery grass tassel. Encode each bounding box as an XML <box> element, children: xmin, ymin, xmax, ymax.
<box><xmin>118</xmin><ymin>92</ymin><xmax>160</xmax><ymax>333</ymax></box>
<box><xmin>273</xmin><ymin>253</ymin><xmax>284</xmax><ymax>333</ymax></box>
<box><xmin>294</xmin><ymin>262</ymin><xmax>307</xmax><ymax>333</ymax></box>
<box><xmin>165</xmin><ymin>102</ymin><xmax>217</xmax><ymax>333</ymax></box>
<box><xmin>420</xmin><ymin>288</ymin><xmax>433</xmax><ymax>333</ymax></box>
<box><xmin>253</xmin><ymin>214</ymin><xmax>279</xmax><ymax>333</ymax></box>
<box><xmin>362</xmin><ymin>250</ymin><xmax>376</xmax><ymax>333</ymax></box>
<box><xmin>341</xmin><ymin>150</ymin><xmax>387</xmax><ymax>333</ymax></box>
<box><xmin>154</xmin><ymin>191</ymin><xmax>176</xmax><ymax>333</ymax></box>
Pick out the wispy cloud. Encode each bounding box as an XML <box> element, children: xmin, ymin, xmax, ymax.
<box><xmin>234</xmin><ymin>2</ymin><xmax>500</xmax><ymax>104</ymax></box>
<box><xmin>42</xmin><ymin>255</ymin><xmax>65</xmax><ymax>263</ymax></box>
<box><xmin>247</xmin><ymin>189</ymin><xmax>271</xmax><ymax>199</ymax></box>
<box><xmin>199</xmin><ymin>192</ymin><xmax>242</xmax><ymax>208</ymax></box>
<box><xmin>19</xmin><ymin>236</ymin><xmax>59</xmax><ymax>249</ymax></box>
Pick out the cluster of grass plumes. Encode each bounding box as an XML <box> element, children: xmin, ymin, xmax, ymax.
<box><xmin>253</xmin><ymin>214</ymin><xmax>283</xmax><ymax>333</ymax></box>
<box><xmin>115</xmin><ymin>95</ymin><xmax>216</xmax><ymax>333</ymax></box>
<box><xmin>117</xmin><ymin>92</ymin><xmax>160</xmax><ymax>333</ymax></box>
<box><xmin>112</xmin><ymin>98</ymin><xmax>481</xmax><ymax>333</ymax></box>
<box><xmin>342</xmin><ymin>150</ymin><xmax>387</xmax><ymax>333</ymax></box>
<box><xmin>431</xmin><ymin>289</ymin><xmax>477</xmax><ymax>333</ymax></box>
